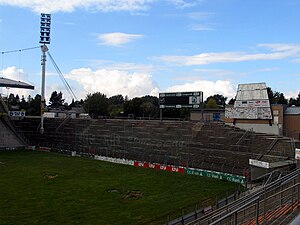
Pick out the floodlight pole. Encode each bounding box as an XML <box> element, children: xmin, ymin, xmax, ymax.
<box><xmin>40</xmin><ymin>45</ymin><xmax>48</xmax><ymax>134</ymax></box>
<box><xmin>39</xmin><ymin>13</ymin><xmax>51</xmax><ymax>134</ymax></box>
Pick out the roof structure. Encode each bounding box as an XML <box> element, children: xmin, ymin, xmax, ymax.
<box><xmin>236</xmin><ymin>82</ymin><xmax>268</xmax><ymax>101</ymax></box>
<box><xmin>0</xmin><ymin>77</ymin><xmax>34</xmax><ymax>90</ymax></box>
<box><xmin>284</xmin><ymin>107</ymin><xmax>300</xmax><ymax>115</ymax></box>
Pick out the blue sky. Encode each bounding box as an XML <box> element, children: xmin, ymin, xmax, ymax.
<box><xmin>1</xmin><ymin>0</ymin><xmax>300</xmax><ymax>103</ymax></box>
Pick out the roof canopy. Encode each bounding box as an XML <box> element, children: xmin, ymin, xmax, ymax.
<box><xmin>0</xmin><ymin>77</ymin><xmax>34</xmax><ymax>90</ymax></box>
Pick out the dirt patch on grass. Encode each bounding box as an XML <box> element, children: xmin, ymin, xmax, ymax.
<box><xmin>124</xmin><ymin>190</ymin><xmax>143</xmax><ymax>200</ymax></box>
<box><xmin>107</xmin><ymin>189</ymin><xmax>120</xmax><ymax>193</ymax></box>
<box><xmin>44</xmin><ymin>174</ymin><xmax>58</xmax><ymax>179</ymax></box>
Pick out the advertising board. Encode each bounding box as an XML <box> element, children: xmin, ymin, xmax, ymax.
<box><xmin>225</xmin><ymin>107</ymin><xmax>272</xmax><ymax>119</ymax></box>
<box><xmin>295</xmin><ymin>148</ymin><xmax>300</xmax><ymax>160</ymax></box>
<box><xmin>9</xmin><ymin>111</ymin><xmax>26</xmax><ymax>117</ymax></box>
<box><xmin>185</xmin><ymin>168</ymin><xmax>246</xmax><ymax>184</ymax></box>
<box><xmin>133</xmin><ymin>161</ymin><xmax>185</xmax><ymax>173</ymax></box>
<box><xmin>159</xmin><ymin>91</ymin><xmax>203</xmax><ymax>109</ymax></box>
<box><xmin>249</xmin><ymin>159</ymin><xmax>270</xmax><ymax>168</ymax></box>
<box><xmin>234</xmin><ymin>100</ymin><xmax>270</xmax><ymax>108</ymax></box>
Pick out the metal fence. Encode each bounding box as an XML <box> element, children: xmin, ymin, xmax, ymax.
<box><xmin>187</xmin><ymin>167</ymin><xmax>300</xmax><ymax>225</ymax></box>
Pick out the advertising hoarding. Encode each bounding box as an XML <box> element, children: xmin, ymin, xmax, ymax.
<box><xmin>8</xmin><ymin>111</ymin><xmax>26</xmax><ymax>117</ymax></box>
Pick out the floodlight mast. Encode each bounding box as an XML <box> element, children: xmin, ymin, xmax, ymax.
<box><xmin>39</xmin><ymin>13</ymin><xmax>51</xmax><ymax>134</ymax></box>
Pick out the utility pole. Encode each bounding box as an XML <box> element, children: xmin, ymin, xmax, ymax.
<box><xmin>39</xmin><ymin>13</ymin><xmax>51</xmax><ymax>134</ymax></box>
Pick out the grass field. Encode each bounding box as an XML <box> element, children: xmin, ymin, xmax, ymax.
<box><xmin>0</xmin><ymin>150</ymin><xmax>239</xmax><ymax>225</ymax></box>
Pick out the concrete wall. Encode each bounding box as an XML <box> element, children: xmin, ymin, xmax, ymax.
<box><xmin>226</xmin><ymin>122</ymin><xmax>281</xmax><ymax>135</ymax></box>
<box><xmin>0</xmin><ymin>119</ymin><xmax>23</xmax><ymax>148</ymax></box>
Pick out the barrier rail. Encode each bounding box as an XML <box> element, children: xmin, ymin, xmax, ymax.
<box><xmin>187</xmin><ymin>168</ymin><xmax>300</xmax><ymax>225</ymax></box>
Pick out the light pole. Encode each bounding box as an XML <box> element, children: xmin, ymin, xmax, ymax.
<box><xmin>39</xmin><ymin>13</ymin><xmax>51</xmax><ymax>134</ymax></box>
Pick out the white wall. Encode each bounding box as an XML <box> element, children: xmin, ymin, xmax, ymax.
<box><xmin>226</xmin><ymin>122</ymin><xmax>281</xmax><ymax>135</ymax></box>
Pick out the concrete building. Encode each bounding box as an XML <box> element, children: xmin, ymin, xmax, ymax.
<box><xmin>283</xmin><ymin>106</ymin><xmax>300</xmax><ymax>140</ymax></box>
<box><xmin>224</xmin><ymin>82</ymin><xmax>283</xmax><ymax>135</ymax></box>
<box><xmin>190</xmin><ymin>108</ymin><xmax>225</xmax><ymax>122</ymax></box>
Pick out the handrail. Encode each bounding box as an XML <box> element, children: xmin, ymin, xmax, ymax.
<box><xmin>187</xmin><ymin>168</ymin><xmax>300</xmax><ymax>224</ymax></box>
<box><xmin>236</xmin><ymin>129</ymin><xmax>249</xmax><ymax>145</ymax></box>
<box><xmin>55</xmin><ymin>116</ymin><xmax>71</xmax><ymax>133</ymax></box>
<box><xmin>209</xmin><ymin>196</ymin><xmax>260</xmax><ymax>225</ymax></box>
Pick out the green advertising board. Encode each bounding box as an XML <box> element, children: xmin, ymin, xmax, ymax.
<box><xmin>185</xmin><ymin>168</ymin><xmax>245</xmax><ymax>185</ymax></box>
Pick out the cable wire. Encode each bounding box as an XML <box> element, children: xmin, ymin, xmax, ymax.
<box><xmin>47</xmin><ymin>51</ymin><xmax>78</xmax><ymax>101</ymax></box>
<box><xmin>1</xmin><ymin>46</ymin><xmax>40</xmax><ymax>55</ymax></box>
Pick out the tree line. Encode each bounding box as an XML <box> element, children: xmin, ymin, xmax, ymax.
<box><xmin>3</xmin><ymin>87</ymin><xmax>300</xmax><ymax>118</ymax></box>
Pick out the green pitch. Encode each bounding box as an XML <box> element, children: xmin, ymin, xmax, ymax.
<box><xmin>0</xmin><ymin>151</ymin><xmax>239</xmax><ymax>225</ymax></box>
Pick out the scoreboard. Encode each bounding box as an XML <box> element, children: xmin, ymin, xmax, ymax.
<box><xmin>159</xmin><ymin>92</ymin><xmax>203</xmax><ymax>109</ymax></box>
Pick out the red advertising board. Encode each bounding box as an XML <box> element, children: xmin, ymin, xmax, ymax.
<box><xmin>134</xmin><ymin>161</ymin><xmax>184</xmax><ymax>173</ymax></box>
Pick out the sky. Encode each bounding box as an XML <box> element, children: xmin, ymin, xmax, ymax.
<box><xmin>1</xmin><ymin>0</ymin><xmax>300</xmax><ymax>104</ymax></box>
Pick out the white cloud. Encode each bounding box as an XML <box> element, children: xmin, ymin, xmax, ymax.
<box><xmin>64</xmin><ymin>67</ymin><xmax>236</xmax><ymax>101</ymax></box>
<box><xmin>1</xmin><ymin>66</ymin><xmax>31</xmax><ymax>84</ymax></box>
<box><xmin>285</xmin><ymin>91</ymin><xmax>300</xmax><ymax>99</ymax></box>
<box><xmin>156</xmin><ymin>43</ymin><xmax>300</xmax><ymax>66</ymax></box>
<box><xmin>0</xmin><ymin>0</ymin><xmax>199</xmax><ymax>13</ymax></box>
<box><xmin>169</xmin><ymin>0</ymin><xmax>198</xmax><ymax>8</ymax></box>
<box><xmin>189</xmin><ymin>23</ymin><xmax>214</xmax><ymax>31</ymax></box>
<box><xmin>186</xmin><ymin>11</ymin><xmax>215</xmax><ymax>31</ymax></box>
<box><xmin>187</xmin><ymin>12</ymin><xmax>214</xmax><ymax>20</ymax></box>
<box><xmin>105</xmin><ymin>63</ymin><xmax>153</xmax><ymax>74</ymax></box>
<box><xmin>166</xmin><ymin>80</ymin><xmax>235</xmax><ymax>100</ymax></box>
<box><xmin>0</xmin><ymin>66</ymin><xmax>236</xmax><ymax>104</ymax></box>
<box><xmin>65</xmin><ymin>68</ymin><xmax>159</xmax><ymax>99</ymax></box>
<box><xmin>97</xmin><ymin>32</ymin><xmax>144</xmax><ymax>46</ymax></box>
<box><xmin>0</xmin><ymin>0</ymin><xmax>155</xmax><ymax>13</ymax></box>
<box><xmin>292</xmin><ymin>58</ymin><xmax>300</xmax><ymax>63</ymax></box>
<box><xmin>0</xmin><ymin>66</ymin><xmax>36</xmax><ymax>99</ymax></box>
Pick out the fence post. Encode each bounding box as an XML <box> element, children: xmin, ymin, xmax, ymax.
<box><xmin>292</xmin><ymin>181</ymin><xmax>294</xmax><ymax>211</ymax></box>
<box><xmin>256</xmin><ymin>199</ymin><xmax>260</xmax><ymax>225</ymax></box>
<box><xmin>234</xmin><ymin>212</ymin><xmax>237</xmax><ymax>225</ymax></box>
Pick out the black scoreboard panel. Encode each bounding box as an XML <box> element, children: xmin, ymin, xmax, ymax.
<box><xmin>159</xmin><ymin>92</ymin><xmax>203</xmax><ymax>109</ymax></box>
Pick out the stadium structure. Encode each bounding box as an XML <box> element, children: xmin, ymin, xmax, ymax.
<box><xmin>0</xmin><ymin>78</ymin><xmax>300</xmax><ymax>224</ymax></box>
<box><xmin>1</xmin><ymin>13</ymin><xmax>299</xmax><ymax>224</ymax></box>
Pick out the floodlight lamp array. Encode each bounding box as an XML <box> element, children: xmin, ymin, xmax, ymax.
<box><xmin>40</xmin><ymin>13</ymin><xmax>51</xmax><ymax>45</ymax></box>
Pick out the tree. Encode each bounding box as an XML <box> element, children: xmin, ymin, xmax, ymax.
<box><xmin>27</xmin><ymin>94</ymin><xmax>41</xmax><ymax>116</ymax></box>
<box><xmin>8</xmin><ymin>93</ymin><xmax>17</xmax><ymax>106</ymax></box>
<box><xmin>140</xmin><ymin>95</ymin><xmax>159</xmax><ymax>117</ymax></box>
<box><xmin>109</xmin><ymin>95</ymin><xmax>124</xmax><ymax>105</ymax></box>
<box><xmin>205</xmin><ymin>94</ymin><xmax>227</xmax><ymax>107</ymax></box>
<box><xmin>123</xmin><ymin>97</ymin><xmax>143</xmax><ymax>118</ymax></box>
<box><xmin>140</xmin><ymin>101</ymin><xmax>157</xmax><ymax>117</ymax></box>
<box><xmin>123</xmin><ymin>96</ymin><xmax>159</xmax><ymax>118</ymax></box>
<box><xmin>289</xmin><ymin>92</ymin><xmax>300</xmax><ymax>106</ymax></box>
<box><xmin>19</xmin><ymin>95</ymin><xmax>29</xmax><ymax>111</ymax></box>
<box><xmin>83</xmin><ymin>92</ymin><xmax>109</xmax><ymax>118</ymax></box>
<box><xmin>228</xmin><ymin>98</ymin><xmax>235</xmax><ymax>105</ymax></box>
<box><xmin>107</xmin><ymin>95</ymin><xmax>124</xmax><ymax>118</ymax></box>
<box><xmin>267</xmin><ymin>87</ymin><xmax>288</xmax><ymax>104</ymax></box>
<box><xmin>49</xmin><ymin>91</ymin><xmax>64</xmax><ymax>108</ymax></box>
<box><xmin>206</xmin><ymin>98</ymin><xmax>218</xmax><ymax>108</ymax></box>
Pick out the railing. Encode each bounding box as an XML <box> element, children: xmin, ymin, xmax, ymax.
<box><xmin>256</xmin><ymin>137</ymin><xmax>279</xmax><ymax>160</ymax></box>
<box><xmin>187</xmin><ymin>168</ymin><xmax>300</xmax><ymax>225</ymax></box>
<box><xmin>236</xmin><ymin>129</ymin><xmax>251</xmax><ymax>145</ymax></box>
<box><xmin>55</xmin><ymin>116</ymin><xmax>71</xmax><ymax>133</ymax></box>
